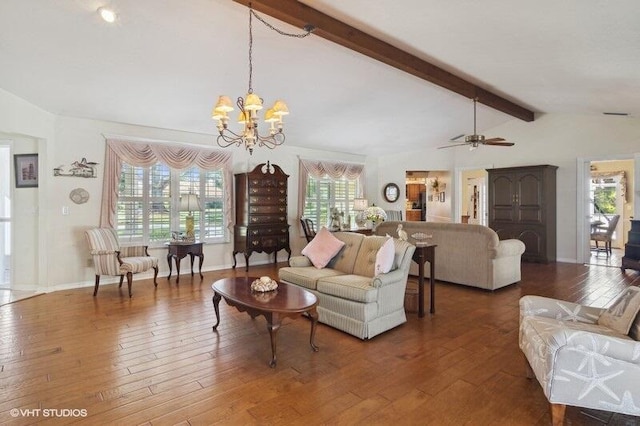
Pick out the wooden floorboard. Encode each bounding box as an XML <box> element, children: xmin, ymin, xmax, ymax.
<box><xmin>1</xmin><ymin>262</ymin><xmax>639</xmax><ymax>425</ymax></box>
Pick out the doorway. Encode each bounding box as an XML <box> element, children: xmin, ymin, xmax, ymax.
<box><xmin>578</xmin><ymin>156</ymin><xmax>637</xmax><ymax>266</ymax></box>
<box><xmin>0</xmin><ymin>144</ymin><xmax>11</xmax><ymax>287</ymax></box>
<box><xmin>586</xmin><ymin>160</ymin><xmax>633</xmax><ymax>267</ymax></box>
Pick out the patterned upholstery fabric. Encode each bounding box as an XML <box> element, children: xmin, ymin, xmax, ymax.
<box><xmin>85</xmin><ymin>228</ymin><xmax>159</xmax><ymax>297</ymax></box>
<box><xmin>519</xmin><ymin>295</ymin><xmax>640</xmax><ymax>419</ymax></box>
<box><xmin>375</xmin><ymin>221</ymin><xmax>525</xmax><ymax>290</ymax></box>
<box><xmin>279</xmin><ymin>232</ymin><xmax>415</xmax><ymax>339</ymax></box>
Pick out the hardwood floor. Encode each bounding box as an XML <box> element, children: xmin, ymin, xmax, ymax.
<box><xmin>1</xmin><ymin>262</ymin><xmax>639</xmax><ymax>425</ymax></box>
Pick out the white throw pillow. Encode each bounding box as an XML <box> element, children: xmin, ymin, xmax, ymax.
<box><xmin>375</xmin><ymin>237</ymin><xmax>395</xmax><ymax>275</ymax></box>
<box><xmin>301</xmin><ymin>227</ymin><xmax>345</xmax><ymax>269</ymax></box>
<box><xmin>597</xmin><ymin>286</ymin><xmax>640</xmax><ymax>335</ymax></box>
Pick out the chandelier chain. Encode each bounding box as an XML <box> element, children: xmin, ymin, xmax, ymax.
<box><xmin>250</xmin><ymin>10</ymin><xmax>315</xmax><ymax>39</ymax></box>
<box><xmin>248</xmin><ymin>5</ymin><xmax>254</xmax><ymax>93</ymax></box>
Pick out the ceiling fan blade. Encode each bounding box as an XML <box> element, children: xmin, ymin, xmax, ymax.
<box><xmin>484</xmin><ymin>141</ymin><xmax>515</xmax><ymax>146</ymax></box>
<box><xmin>438</xmin><ymin>143</ymin><xmax>469</xmax><ymax>149</ymax></box>
<box><xmin>483</xmin><ymin>137</ymin><xmax>506</xmax><ymax>143</ymax></box>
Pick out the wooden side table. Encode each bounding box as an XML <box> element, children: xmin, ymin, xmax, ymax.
<box><xmin>166</xmin><ymin>241</ymin><xmax>204</xmax><ymax>284</ymax></box>
<box><xmin>412</xmin><ymin>243</ymin><xmax>436</xmax><ymax>317</ymax></box>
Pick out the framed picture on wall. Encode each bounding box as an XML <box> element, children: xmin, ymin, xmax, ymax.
<box><xmin>14</xmin><ymin>153</ymin><xmax>39</xmax><ymax>188</ymax></box>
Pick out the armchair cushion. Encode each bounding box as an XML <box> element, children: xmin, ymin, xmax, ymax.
<box><xmin>301</xmin><ymin>227</ymin><xmax>345</xmax><ymax>269</ymax></box>
<box><xmin>598</xmin><ymin>286</ymin><xmax>640</xmax><ymax>335</ymax></box>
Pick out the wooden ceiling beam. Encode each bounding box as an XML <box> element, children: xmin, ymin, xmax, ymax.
<box><xmin>232</xmin><ymin>0</ymin><xmax>534</xmax><ymax>122</ymax></box>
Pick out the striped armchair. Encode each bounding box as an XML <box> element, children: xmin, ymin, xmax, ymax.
<box><xmin>85</xmin><ymin>228</ymin><xmax>159</xmax><ymax>297</ymax></box>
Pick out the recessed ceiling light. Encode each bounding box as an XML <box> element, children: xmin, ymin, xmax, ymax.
<box><xmin>98</xmin><ymin>7</ymin><xmax>117</xmax><ymax>23</ymax></box>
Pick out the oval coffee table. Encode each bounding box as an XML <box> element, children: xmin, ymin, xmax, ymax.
<box><xmin>211</xmin><ymin>277</ymin><xmax>319</xmax><ymax>367</ymax></box>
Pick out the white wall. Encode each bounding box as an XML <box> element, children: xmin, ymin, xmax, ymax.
<box><xmin>376</xmin><ymin>113</ymin><xmax>640</xmax><ymax>262</ymax></box>
<box><xmin>3</xmin><ymin>84</ymin><xmax>640</xmax><ymax>289</ymax></box>
<box><xmin>37</xmin><ymin>114</ymin><xmax>366</xmax><ymax>291</ymax></box>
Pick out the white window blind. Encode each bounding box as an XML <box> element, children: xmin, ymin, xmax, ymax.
<box><xmin>116</xmin><ymin>162</ymin><xmax>226</xmax><ymax>246</ymax></box>
<box><xmin>303</xmin><ymin>176</ymin><xmax>359</xmax><ymax>229</ymax></box>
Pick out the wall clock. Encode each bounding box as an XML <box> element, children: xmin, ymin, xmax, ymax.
<box><xmin>383</xmin><ymin>183</ymin><xmax>400</xmax><ymax>203</ymax></box>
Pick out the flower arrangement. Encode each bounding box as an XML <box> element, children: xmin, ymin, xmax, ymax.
<box><xmin>364</xmin><ymin>206</ymin><xmax>387</xmax><ymax>223</ymax></box>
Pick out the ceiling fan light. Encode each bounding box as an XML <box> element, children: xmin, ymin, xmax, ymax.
<box><xmin>244</xmin><ymin>93</ymin><xmax>263</xmax><ymax>111</ymax></box>
<box><xmin>215</xmin><ymin>96</ymin><xmax>234</xmax><ymax>112</ymax></box>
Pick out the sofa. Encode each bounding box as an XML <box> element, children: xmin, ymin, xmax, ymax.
<box><xmin>278</xmin><ymin>231</ymin><xmax>416</xmax><ymax>339</ymax></box>
<box><xmin>375</xmin><ymin>221</ymin><xmax>525</xmax><ymax>290</ymax></box>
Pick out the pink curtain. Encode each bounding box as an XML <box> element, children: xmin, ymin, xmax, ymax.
<box><xmin>297</xmin><ymin>158</ymin><xmax>365</xmax><ymax>218</ymax></box>
<box><xmin>100</xmin><ymin>138</ymin><xmax>233</xmax><ymax>230</ymax></box>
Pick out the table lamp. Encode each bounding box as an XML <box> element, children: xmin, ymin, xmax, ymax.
<box><xmin>353</xmin><ymin>198</ymin><xmax>368</xmax><ymax>227</ymax></box>
<box><xmin>179</xmin><ymin>193</ymin><xmax>202</xmax><ymax>241</ymax></box>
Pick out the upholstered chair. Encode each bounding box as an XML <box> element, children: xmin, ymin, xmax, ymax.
<box><xmin>591</xmin><ymin>214</ymin><xmax>620</xmax><ymax>256</ymax></box>
<box><xmin>85</xmin><ymin>228</ymin><xmax>159</xmax><ymax>297</ymax></box>
<box><xmin>519</xmin><ymin>292</ymin><xmax>640</xmax><ymax>425</ymax></box>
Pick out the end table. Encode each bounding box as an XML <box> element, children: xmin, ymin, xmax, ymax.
<box><xmin>166</xmin><ymin>241</ymin><xmax>204</xmax><ymax>283</ymax></box>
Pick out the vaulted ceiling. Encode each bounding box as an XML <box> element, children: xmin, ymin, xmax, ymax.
<box><xmin>0</xmin><ymin>0</ymin><xmax>638</xmax><ymax>155</ymax></box>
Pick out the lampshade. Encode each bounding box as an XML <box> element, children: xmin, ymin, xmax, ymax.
<box><xmin>353</xmin><ymin>198</ymin><xmax>368</xmax><ymax>211</ymax></box>
<box><xmin>215</xmin><ymin>95</ymin><xmax>234</xmax><ymax>112</ymax></box>
<box><xmin>211</xmin><ymin>107</ymin><xmax>227</xmax><ymax>121</ymax></box>
<box><xmin>272</xmin><ymin>100</ymin><xmax>289</xmax><ymax>116</ymax></box>
<box><xmin>244</xmin><ymin>93</ymin><xmax>263</xmax><ymax>111</ymax></box>
<box><xmin>179</xmin><ymin>193</ymin><xmax>203</xmax><ymax>213</ymax></box>
<box><xmin>264</xmin><ymin>108</ymin><xmax>278</xmax><ymax>123</ymax></box>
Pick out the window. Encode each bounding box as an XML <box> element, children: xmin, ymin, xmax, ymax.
<box><xmin>116</xmin><ymin>162</ymin><xmax>226</xmax><ymax>246</ymax></box>
<box><xmin>303</xmin><ymin>175</ymin><xmax>359</xmax><ymax>229</ymax></box>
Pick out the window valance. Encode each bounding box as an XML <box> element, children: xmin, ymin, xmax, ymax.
<box><xmin>591</xmin><ymin>170</ymin><xmax>627</xmax><ymax>202</ymax></box>
<box><xmin>297</xmin><ymin>159</ymin><xmax>365</xmax><ymax>218</ymax></box>
<box><xmin>100</xmin><ymin>138</ymin><xmax>234</xmax><ymax>228</ymax></box>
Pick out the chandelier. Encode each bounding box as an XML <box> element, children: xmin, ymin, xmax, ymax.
<box><xmin>212</xmin><ymin>2</ymin><xmax>313</xmax><ymax>155</ymax></box>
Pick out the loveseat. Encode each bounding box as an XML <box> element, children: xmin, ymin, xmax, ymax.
<box><xmin>278</xmin><ymin>231</ymin><xmax>415</xmax><ymax>339</ymax></box>
<box><xmin>375</xmin><ymin>221</ymin><xmax>525</xmax><ymax>290</ymax></box>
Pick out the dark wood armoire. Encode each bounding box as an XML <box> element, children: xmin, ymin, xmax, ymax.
<box><xmin>487</xmin><ymin>165</ymin><xmax>558</xmax><ymax>263</ymax></box>
<box><xmin>232</xmin><ymin>161</ymin><xmax>291</xmax><ymax>271</ymax></box>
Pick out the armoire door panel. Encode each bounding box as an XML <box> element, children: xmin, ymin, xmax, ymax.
<box><xmin>517</xmin><ymin>173</ymin><xmax>543</xmax><ymax>206</ymax></box>
<box><xmin>518</xmin><ymin>206</ymin><xmax>543</xmax><ymax>223</ymax></box>
<box><xmin>517</xmin><ymin>229</ymin><xmax>544</xmax><ymax>258</ymax></box>
<box><xmin>492</xmin><ymin>175</ymin><xmax>515</xmax><ymax>207</ymax></box>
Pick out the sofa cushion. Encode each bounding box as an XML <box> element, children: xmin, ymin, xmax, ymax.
<box><xmin>326</xmin><ymin>232</ymin><xmax>365</xmax><ymax>274</ymax></box>
<box><xmin>278</xmin><ymin>266</ymin><xmax>344</xmax><ymax>291</ymax></box>
<box><xmin>598</xmin><ymin>286</ymin><xmax>640</xmax><ymax>335</ymax></box>
<box><xmin>375</xmin><ymin>237</ymin><xmax>395</xmax><ymax>275</ymax></box>
<box><xmin>317</xmin><ymin>274</ymin><xmax>378</xmax><ymax>303</ymax></box>
<box><xmin>301</xmin><ymin>227</ymin><xmax>345</xmax><ymax>269</ymax></box>
<box><xmin>352</xmin><ymin>236</ymin><xmax>388</xmax><ymax>278</ymax></box>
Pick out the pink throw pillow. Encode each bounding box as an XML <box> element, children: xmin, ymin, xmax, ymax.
<box><xmin>301</xmin><ymin>227</ymin><xmax>345</xmax><ymax>269</ymax></box>
<box><xmin>375</xmin><ymin>237</ymin><xmax>395</xmax><ymax>275</ymax></box>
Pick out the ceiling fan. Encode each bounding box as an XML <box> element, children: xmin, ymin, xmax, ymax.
<box><xmin>439</xmin><ymin>98</ymin><xmax>515</xmax><ymax>150</ymax></box>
